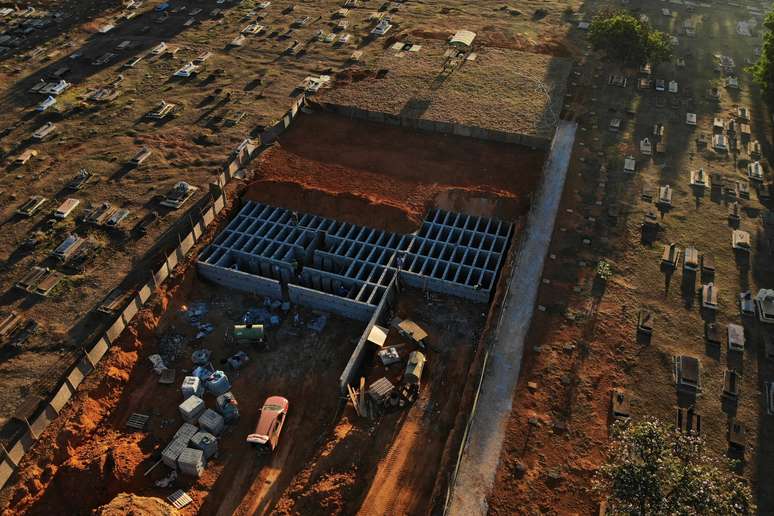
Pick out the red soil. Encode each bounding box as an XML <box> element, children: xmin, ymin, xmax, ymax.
<box><xmin>244</xmin><ymin>179</ymin><xmax>418</xmax><ymax>234</ymax></box>
<box><xmin>5</xmin><ymin>313</ymin><xmax>160</xmax><ymax>515</ymax></box>
<box><xmin>248</xmin><ymin>112</ymin><xmax>544</xmax><ymax>232</ymax></box>
<box><xmin>487</xmin><ymin>146</ymin><xmax>630</xmax><ymax>515</ymax></box>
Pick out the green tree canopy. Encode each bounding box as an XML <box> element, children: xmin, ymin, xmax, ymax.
<box><xmin>751</xmin><ymin>9</ymin><xmax>774</xmax><ymax>104</ymax></box>
<box><xmin>595</xmin><ymin>418</ymin><xmax>754</xmax><ymax>515</ymax></box>
<box><xmin>588</xmin><ymin>12</ymin><xmax>673</xmax><ymax>67</ymax></box>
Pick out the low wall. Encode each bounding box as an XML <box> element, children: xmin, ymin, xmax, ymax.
<box><xmin>197</xmin><ymin>261</ymin><xmax>283</xmax><ymax>299</ymax></box>
<box><xmin>316</xmin><ymin>101</ymin><xmax>550</xmax><ymax>150</ymax></box>
<box><xmin>288</xmin><ymin>283</ymin><xmax>375</xmax><ymax>322</ymax></box>
<box><xmin>399</xmin><ymin>270</ymin><xmax>489</xmax><ymax>304</ymax></box>
<box><xmin>338</xmin><ymin>279</ymin><xmax>398</xmax><ymax>392</ymax></box>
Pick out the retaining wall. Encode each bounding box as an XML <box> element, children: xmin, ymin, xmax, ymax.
<box><xmin>316</xmin><ymin>102</ymin><xmax>550</xmax><ymax>150</ymax></box>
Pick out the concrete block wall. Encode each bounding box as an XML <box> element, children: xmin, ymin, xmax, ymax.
<box><xmin>318</xmin><ymin>101</ymin><xmax>551</xmax><ymax>149</ymax></box>
<box><xmin>197</xmin><ymin>261</ymin><xmax>283</xmax><ymax>300</ymax></box>
<box><xmin>398</xmin><ymin>271</ymin><xmax>489</xmax><ymax>304</ymax></box>
<box><xmin>288</xmin><ymin>284</ymin><xmax>375</xmax><ymax>322</ymax></box>
<box><xmin>338</xmin><ymin>278</ymin><xmax>398</xmax><ymax>392</ymax></box>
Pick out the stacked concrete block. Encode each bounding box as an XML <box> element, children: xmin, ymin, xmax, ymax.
<box><xmin>162</xmin><ymin>437</ymin><xmax>188</xmax><ymax>469</ymax></box>
<box><xmin>178</xmin><ymin>395</ymin><xmax>205</xmax><ymax>424</ymax></box>
<box><xmin>177</xmin><ymin>447</ymin><xmax>205</xmax><ymax>477</ymax></box>
<box><xmin>198</xmin><ymin>409</ymin><xmax>225</xmax><ymax>436</ymax></box>
<box><xmin>181</xmin><ymin>376</ymin><xmax>203</xmax><ymax>399</ymax></box>
<box><xmin>190</xmin><ymin>431</ymin><xmax>218</xmax><ymax>460</ymax></box>
<box><xmin>174</xmin><ymin>422</ymin><xmax>199</xmax><ymax>442</ymax></box>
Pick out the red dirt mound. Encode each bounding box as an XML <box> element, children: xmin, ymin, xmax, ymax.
<box><xmin>95</xmin><ymin>493</ymin><xmax>178</xmax><ymax>516</ymax></box>
<box><xmin>251</xmin><ymin>112</ymin><xmax>544</xmax><ymax>230</ymax></box>
<box><xmin>244</xmin><ymin>179</ymin><xmax>420</xmax><ymax>234</ymax></box>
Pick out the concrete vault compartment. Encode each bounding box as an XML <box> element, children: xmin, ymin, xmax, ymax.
<box><xmin>197</xmin><ymin>201</ymin><xmax>513</xmax><ymax>320</ymax></box>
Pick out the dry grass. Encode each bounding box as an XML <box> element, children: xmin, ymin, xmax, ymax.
<box><xmin>320</xmin><ymin>41</ymin><xmax>571</xmax><ymax>141</ymax></box>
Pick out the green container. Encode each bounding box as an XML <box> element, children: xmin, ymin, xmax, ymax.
<box><xmin>234</xmin><ymin>324</ymin><xmax>264</xmax><ymax>344</ymax></box>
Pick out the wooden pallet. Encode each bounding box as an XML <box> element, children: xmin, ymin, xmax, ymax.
<box><xmin>167</xmin><ymin>489</ymin><xmax>193</xmax><ymax>509</ymax></box>
<box><xmin>158</xmin><ymin>368</ymin><xmax>175</xmax><ymax>384</ymax></box>
<box><xmin>126</xmin><ymin>413</ymin><xmax>150</xmax><ymax>431</ymax></box>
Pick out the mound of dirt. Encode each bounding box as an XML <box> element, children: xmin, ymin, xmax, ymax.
<box><xmin>243</xmin><ymin>179</ymin><xmax>421</xmax><ymax>234</ymax></box>
<box><xmin>52</xmin><ymin>431</ymin><xmax>150</xmax><ymax>510</ymax></box>
<box><xmin>251</xmin><ymin>113</ymin><xmax>543</xmax><ymax>232</ymax></box>
<box><xmin>95</xmin><ymin>493</ymin><xmax>178</xmax><ymax>516</ymax></box>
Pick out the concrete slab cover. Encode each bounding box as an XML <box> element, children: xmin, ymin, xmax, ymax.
<box><xmin>138</xmin><ymin>283</ymin><xmax>153</xmax><ymax>304</ymax></box>
<box><xmin>203</xmin><ymin>207</ymin><xmax>215</xmax><ymax>226</ymax></box>
<box><xmin>49</xmin><ymin>383</ymin><xmax>74</xmax><ymax>414</ymax></box>
<box><xmin>29</xmin><ymin>409</ymin><xmax>52</xmax><ymax>438</ymax></box>
<box><xmin>121</xmin><ymin>299</ymin><xmax>139</xmax><ymax>325</ymax></box>
<box><xmin>448</xmin><ymin>121</ymin><xmax>577</xmax><ymax>515</ymax></box>
<box><xmin>180</xmin><ymin>233</ymin><xmax>195</xmax><ymax>255</ymax></box>
<box><xmin>105</xmin><ymin>317</ymin><xmax>125</xmax><ymax>344</ymax></box>
<box><xmin>17</xmin><ymin>430</ymin><xmax>34</xmax><ymax>451</ymax></box>
<box><xmin>166</xmin><ymin>249</ymin><xmax>179</xmax><ymax>271</ymax></box>
<box><xmin>88</xmin><ymin>338</ymin><xmax>109</xmax><ymax>365</ymax></box>
<box><xmin>0</xmin><ymin>460</ymin><xmax>15</xmax><ymax>490</ymax></box>
<box><xmin>153</xmin><ymin>264</ymin><xmax>169</xmax><ymax>288</ymax></box>
<box><xmin>214</xmin><ymin>195</ymin><xmax>225</xmax><ymax>213</ymax></box>
<box><xmin>67</xmin><ymin>364</ymin><xmax>86</xmax><ymax>389</ymax></box>
<box><xmin>7</xmin><ymin>440</ymin><xmax>26</xmax><ymax>465</ymax></box>
<box><xmin>193</xmin><ymin>221</ymin><xmax>205</xmax><ymax>240</ymax></box>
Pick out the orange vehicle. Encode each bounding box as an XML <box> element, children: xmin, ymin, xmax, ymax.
<box><xmin>246</xmin><ymin>396</ymin><xmax>289</xmax><ymax>452</ymax></box>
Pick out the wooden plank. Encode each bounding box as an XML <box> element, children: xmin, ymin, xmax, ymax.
<box><xmin>358</xmin><ymin>377</ymin><xmax>367</xmax><ymax>416</ymax></box>
<box><xmin>346</xmin><ymin>385</ymin><xmax>361</xmax><ymax>417</ymax></box>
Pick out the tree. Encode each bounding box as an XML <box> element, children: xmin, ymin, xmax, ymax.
<box><xmin>588</xmin><ymin>12</ymin><xmax>673</xmax><ymax>67</ymax></box>
<box><xmin>751</xmin><ymin>9</ymin><xmax>774</xmax><ymax>104</ymax></box>
<box><xmin>595</xmin><ymin>418</ymin><xmax>754</xmax><ymax>515</ymax></box>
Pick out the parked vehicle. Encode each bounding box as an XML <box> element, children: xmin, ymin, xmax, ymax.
<box><xmin>246</xmin><ymin>396</ymin><xmax>288</xmax><ymax>452</ymax></box>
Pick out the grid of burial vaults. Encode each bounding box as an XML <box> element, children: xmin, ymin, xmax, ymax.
<box><xmin>199</xmin><ymin>202</ymin><xmax>512</xmax><ymax>306</ymax></box>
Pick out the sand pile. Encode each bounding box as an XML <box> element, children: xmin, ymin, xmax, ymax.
<box><xmin>95</xmin><ymin>493</ymin><xmax>178</xmax><ymax>516</ymax></box>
